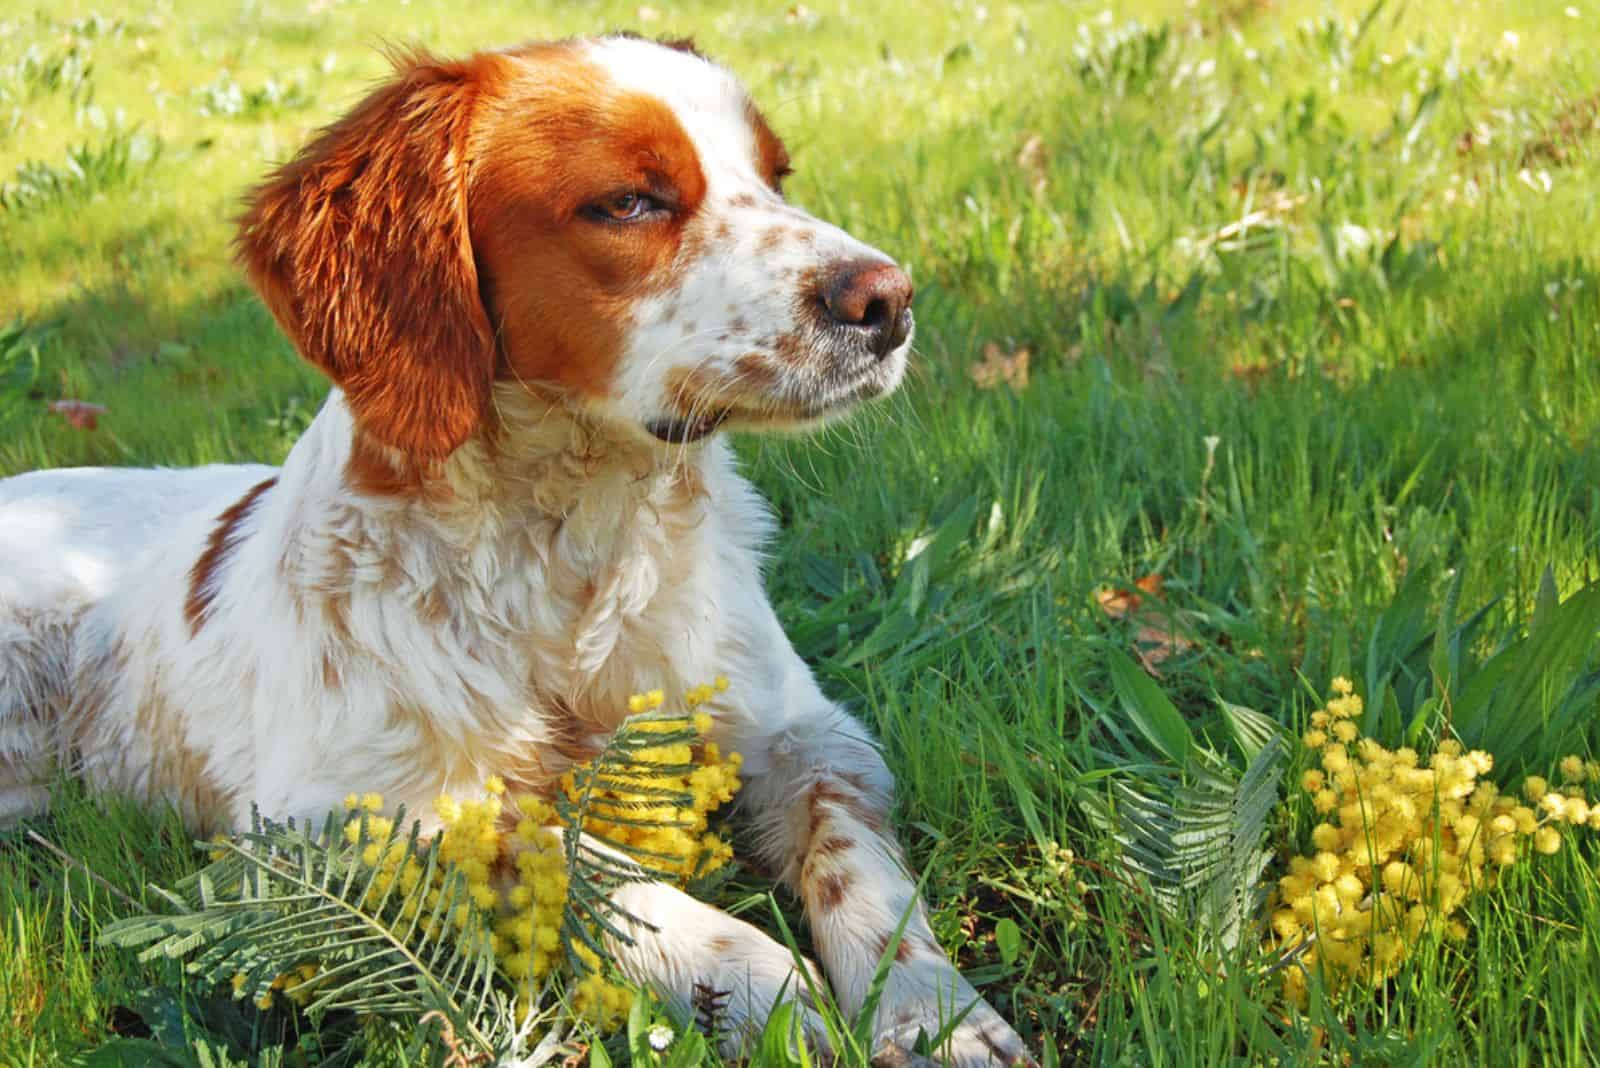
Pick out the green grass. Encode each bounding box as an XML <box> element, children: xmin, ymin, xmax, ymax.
<box><xmin>4</xmin><ymin>0</ymin><xmax>1600</xmax><ymax>1063</ymax></box>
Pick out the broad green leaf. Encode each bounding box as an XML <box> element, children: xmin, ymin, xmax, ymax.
<box><xmin>995</xmin><ymin>918</ymin><xmax>1021</xmax><ymax>966</ymax></box>
<box><xmin>1219</xmin><ymin>699</ymin><xmax>1285</xmax><ymax>763</ymax></box>
<box><xmin>1107</xmin><ymin>647</ymin><xmax>1193</xmax><ymax>764</ymax></box>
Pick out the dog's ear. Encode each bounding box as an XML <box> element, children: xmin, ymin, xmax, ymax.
<box><xmin>237</xmin><ymin>51</ymin><xmax>498</xmax><ymax>460</ymax></box>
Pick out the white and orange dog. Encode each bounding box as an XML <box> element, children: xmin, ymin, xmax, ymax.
<box><xmin>0</xmin><ymin>36</ymin><xmax>1034</xmax><ymax>1065</ymax></box>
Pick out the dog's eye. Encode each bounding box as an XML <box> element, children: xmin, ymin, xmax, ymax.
<box><xmin>586</xmin><ymin>192</ymin><xmax>662</xmax><ymax>223</ymax></box>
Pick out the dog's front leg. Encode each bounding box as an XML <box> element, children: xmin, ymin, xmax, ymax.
<box><xmin>601</xmin><ymin>876</ymin><xmax>832</xmax><ymax>1056</ymax></box>
<box><xmin>722</xmin><ymin>620</ymin><xmax>1038</xmax><ymax>1067</ymax></box>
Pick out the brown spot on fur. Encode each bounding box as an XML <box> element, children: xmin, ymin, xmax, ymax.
<box><xmin>733</xmin><ymin>354</ymin><xmax>779</xmax><ymax>390</ymax></box>
<box><xmin>664</xmin><ymin>365</ymin><xmax>734</xmax><ymax>417</ymax></box>
<box><xmin>322</xmin><ymin>653</ymin><xmax>341</xmax><ymax>689</ymax></box>
<box><xmin>811</xmin><ymin>781</ymin><xmax>851</xmax><ymax>807</ymax></box>
<box><xmin>185</xmin><ymin>477</ymin><xmax>277</xmax><ymax>636</ymax></box>
<box><xmin>812</xmin><ymin>834</ymin><xmax>855</xmax><ymax>858</ymax></box>
<box><xmin>756</xmin><ymin>226</ymin><xmax>792</xmax><ymax>255</ymax></box>
<box><xmin>772</xmin><ymin>330</ymin><xmax>806</xmax><ymax>367</ymax></box>
<box><xmin>546</xmin><ymin>695</ymin><xmax>604</xmax><ymax>765</ymax></box>
<box><xmin>714</xmin><ymin>220</ymin><xmax>733</xmax><ymax>241</ymax></box>
<box><xmin>418</xmin><ymin>587</ymin><xmax>451</xmax><ymax>624</ymax></box>
<box><xmin>876</xmin><ymin>933</ymin><xmax>934</xmax><ymax>965</ymax></box>
<box><xmin>322</xmin><ymin>592</ymin><xmax>351</xmax><ymax>640</ymax></box>
<box><xmin>66</xmin><ymin>638</ymin><xmax>236</xmax><ymax>834</ymax></box>
<box><xmin>810</xmin><ymin>779</ymin><xmax>886</xmax><ymax>833</ymax></box>
<box><xmin>811</xmin><ymin>871</ymin><xmax>852</xmax><ymax>911</ymax></box>
<box><xmin>729</xmin><ymin>193</ymin><xmax>758</xmax><ymax>209</ymax></box>
<box><xmin>708</xmin><ymin>935</ymin><xmax>736</xmax><ymax>954</ymax></box>
<box><xmin>875</xmin><ymin>931</ymin><xmax>919</xmax><ymax>964</ymax></box>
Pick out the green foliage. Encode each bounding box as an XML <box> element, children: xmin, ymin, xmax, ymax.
<box><xmin>1088</xmin><ymin>649</ymin><xmax>1290</xmax><ymax>953</ymax></box>
<box><xmin>193</xmin><ymin>73</ymin><xmax>313</xmax><ymax>119</ymax></box>
<box><xmin>2</xmin><ymin>42</ymin><xmax>95</xmax><ymax>105</ymax></box>
<box><xmin>1357</xmin><ymin>567</ymin><xmax>1600</xmax><ymax>775</ymax></box>
<box><xmin>1</xmin><ymin>128</ymin><xmax>160</xmax><ymax>215</ymax></box>
<box><xmin>1072</xmin><ymin>18</ymin><xmax>1173</xmax><ymax>98</ymax></box>
<box><xmin>0</xmin><ymin>316</ymin><xmax>52</xmax><ymax>417</ymax></box>
<box><xmin>99</xmin><ymin>808</ymin><xmax>507</xmax><ymax>1061</ymax></box>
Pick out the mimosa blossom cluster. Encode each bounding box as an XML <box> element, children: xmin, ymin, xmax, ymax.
<box><xmin>240</xmin><ymin>682</ymin><xmax>742</xmax><ymax>1033</ymax></box>
<box><xmin>1270</xmin><ymin>678</ymin><xmax>1599</xmax><ymax>1006</ymax></box>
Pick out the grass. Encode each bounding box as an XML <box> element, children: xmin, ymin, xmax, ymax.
<box><xmin>3</xmin><ymin>0</ymin><xmax>1600</xmax><ymax>1063</ymax></box>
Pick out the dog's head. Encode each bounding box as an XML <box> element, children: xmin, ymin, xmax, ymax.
<box><xmin>237</xmin><ymin>35</ymin><xmax>912</xmax><ymax>462</ymax></box>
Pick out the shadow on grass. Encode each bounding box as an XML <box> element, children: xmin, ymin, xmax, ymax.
<box><xmin>1</xmin><ymin>278</ymin><xmax>324</xmax><ymax>475</ymax></box>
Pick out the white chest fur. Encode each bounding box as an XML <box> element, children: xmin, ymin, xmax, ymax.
<box><xmin>55</xmin><ymin>388</ymin><xmax>773</xmax><ymax>829</ymax></box>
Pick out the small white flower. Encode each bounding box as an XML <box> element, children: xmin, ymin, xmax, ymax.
<box><xmin>648</xmin><ymin>1024</ymin><xmax>675</xmax><ymax>1051</ymax></box>
<box><xmin>1517</xmin><ymin>167</ymin><xmax>1553</xmax><ymax>194</ymax></box>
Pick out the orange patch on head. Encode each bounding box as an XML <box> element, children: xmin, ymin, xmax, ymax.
<box><xmin>470</xmin><ymin>46</ymin><xmax>708</xmax><ymax>400</ymax></box>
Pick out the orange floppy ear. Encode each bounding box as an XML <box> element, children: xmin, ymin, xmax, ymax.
<box><xmin>237</xmin><ymin>51</ymin><xmax>498</xmax><ymax>460</ymax></box>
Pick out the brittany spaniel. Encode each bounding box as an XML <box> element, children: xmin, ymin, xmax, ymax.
<box><xmin>0</xmin><ymin>35</ymin><xmax>1035</xmax><ymax>1065</ymax></box>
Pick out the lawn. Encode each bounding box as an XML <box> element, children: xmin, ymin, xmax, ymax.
<box><xmin>3</xmin><ymin>0</ymin><xmax>1600</xmax><ymax>1064</ymax></box>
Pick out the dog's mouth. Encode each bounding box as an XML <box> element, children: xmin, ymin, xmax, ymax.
<box><xmin>644</xmin><ymin>395</ymin><xmax>862</xmax><ymax>444</ymax></box>
<box><xmin>644</xmin><ymin>410</ymin><xmax>730</xmax><ymax>444</ymax></box>
<box><xmin>644</xmin><ymin>346</ymin><xmax>908</xmax><ymax>446</ymax></box>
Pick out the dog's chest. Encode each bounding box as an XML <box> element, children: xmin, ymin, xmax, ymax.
<box><xmin>470</xmin><ymin>469</ymin><xmax>727</xmax><ymax>717</ymax></box>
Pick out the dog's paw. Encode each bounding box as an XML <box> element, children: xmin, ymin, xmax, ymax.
<box><xmin>604</xmin><ymin>880</ymin><xmax>834</xmax><ymax>1057</ymax></box>
<box><xmin>699</xmin><ymin>937</ymin><xmax>834</xmax><ymax>1058</ymax></box>
<box><xmin>870</xmin><ymin>964</ymin><xmax>1038</xmax><ymax>1068</ymax></box>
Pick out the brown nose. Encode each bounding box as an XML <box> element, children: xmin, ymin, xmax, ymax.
<box><xmin>820</xmin><ymin>260</ymin><xmax>914</xmax><ymax>359</ymax></box>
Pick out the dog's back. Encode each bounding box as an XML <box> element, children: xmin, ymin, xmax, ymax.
<box><xmin>0</xmin><ymin>463</ymin><xmax>274</xmax><ymax>820</ymax></box>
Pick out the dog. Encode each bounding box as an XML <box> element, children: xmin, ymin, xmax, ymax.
<box><xmin>0</xmin><ymin>35</ymin><xmax>1035</xmax><ymax>1065</ymax></box>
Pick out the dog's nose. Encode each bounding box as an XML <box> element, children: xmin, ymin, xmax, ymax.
<box><xmin>820</xmin><ymin>260</ymin><xmax>914</xmax><ymax>359</ymax></box>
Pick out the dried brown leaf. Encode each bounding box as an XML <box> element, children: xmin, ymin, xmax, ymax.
<box><xmin>970</xmin><ymin>342</ymin><xmax>1030</xmax><ymax>391</ymax></box>
<box><xmin>47</xmin><ymin>400</ymin><xmax>107</xmax><ymax>430</ymax></box>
